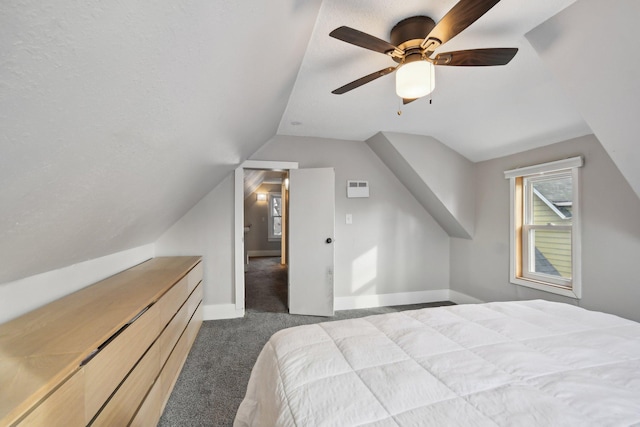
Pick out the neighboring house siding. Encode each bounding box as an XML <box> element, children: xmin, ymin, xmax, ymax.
<box><xmin>532</xmin><ymin>196</ymin><xmax>572</xmax><ymax>278</ymax></box>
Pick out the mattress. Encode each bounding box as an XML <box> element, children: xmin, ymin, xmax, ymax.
<box><xmin>234</xmin><ymin>300</ymin><xmax>640</xmax><ymax>426</ymax></box>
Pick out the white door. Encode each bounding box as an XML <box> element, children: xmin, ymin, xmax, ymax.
<box><xmin>288</xmin><ymin>168</ymin><xmax>335</xmax><ymax>316</ymax></box>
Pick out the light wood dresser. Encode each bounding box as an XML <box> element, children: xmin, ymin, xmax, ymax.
<box><xmin>0</xmin><ymin>256</ymin><xmax>204</xmax><ymax>426</ymax></box>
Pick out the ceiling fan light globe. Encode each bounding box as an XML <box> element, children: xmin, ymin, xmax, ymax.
<box><xmin>395</xmin><ymin>61</ymin><xmax>435</xmax><ymax>99</ymax></box>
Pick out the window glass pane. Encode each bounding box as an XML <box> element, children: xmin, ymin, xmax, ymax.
<box><xmin>530</xmin><ymin>175</ymin><xmax>572</xmax><ymax>225</ymax></box>
<box><xmin>273</xmin><ymin>216</ymin><xmax>282</xmax><ymax>236</ymax></box>
<box><xmin>268</xmin><ymin>193</ymin><xmax>282</xmax><ymax>240</ymax></box>
<box><xmin>272</xmin><ymin>196</ymin><xmax>281</xmax><ymax>217</ymax></box>
<box><xmin>529</xmin><ymin>228</ymin><xmax>572</xmax><ymax>279</ymax></box>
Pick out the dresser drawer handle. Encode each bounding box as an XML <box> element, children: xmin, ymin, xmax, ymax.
<box><xmin>79</xmin><ymin>305</ymin><xmax>151</xmax><ymax>366</ymax></box>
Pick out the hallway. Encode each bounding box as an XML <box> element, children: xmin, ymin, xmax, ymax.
<box><xmin>244</xmin><ymin>257</ymin><xmax>288</xmax><ymax>313</ymax></box>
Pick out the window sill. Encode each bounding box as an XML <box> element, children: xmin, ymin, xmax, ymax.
<box><xmin>510</xmin><ymin>276</ymin><xmax>580</xmax><ymax>299</ymax></box>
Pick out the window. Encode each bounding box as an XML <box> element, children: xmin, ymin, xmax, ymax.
<box><xmin>268</xmin><ymin>193</ymin><xmax>282</xmax><ymax>241</ymax></box>
<box><xmin>504</xmin><ymin>157</ymin><xmax>583</xmax><ymax>298</ymax></box>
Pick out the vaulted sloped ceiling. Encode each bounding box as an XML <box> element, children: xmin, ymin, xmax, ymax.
<box><xmin>278</xmin><ymin>0</ymin><xmax>590</xmax><ymax>161</ymax></box>
<box><xmin>1</xmin><ymin>0</ymin><xmax>638</xmax><ymax>285</ymax></box>
<box><xmin>526</xmin><ymin>0</ymin><xmax>640</xmax><ymax>199</ymax></box>
<box><xmin>0</xmin><ymin>1</ymin><xmax>322</xmax><ymax>283</ymax></box>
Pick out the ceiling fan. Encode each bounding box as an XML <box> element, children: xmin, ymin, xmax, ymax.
<box><xmin>329</xmin><ymin>0</ymin><xmax>518</xmax><ymax>104</ymax></box>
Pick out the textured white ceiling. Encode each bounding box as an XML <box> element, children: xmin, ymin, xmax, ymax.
<box><xmin>0</xmin><ymin>0</ymin><xmax>322</xmax><ymax>283</ymax></box>
<box><xmin>278</xmin><ymin>0</ymin><xmax>591</xmax><ymax>161</ymax></box>
<box><xmin>1</xmin><ymin>0</ymin><xmax>634</xmax><ymax>285</ymax></box>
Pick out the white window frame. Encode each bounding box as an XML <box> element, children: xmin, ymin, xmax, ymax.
<box><xmin>267</xmin><ymin>192</ymin><xmax>282</xmax><ymax>241</ymax></box>
<box><xmin>522</xmin><ymin>171</ymin><xmax>573</xmax><ymax>287</ymax></box>
<box><xmin>504</xmin><ymin>156</ymin><xmax>583</xmax><ymax>299</ymax></box>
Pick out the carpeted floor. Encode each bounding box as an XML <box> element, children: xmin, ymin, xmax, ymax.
<box><xmin>158</xmin><ymin>258</ymin><xmax>453</xmax><ymax>426</ymax></box>
<box><xmin>244</xmin><ymin>257</ymin><xmax>288</xmax><ymax>313</ymax></box>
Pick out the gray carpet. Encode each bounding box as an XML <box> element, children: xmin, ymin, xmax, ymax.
<box><xmin>158</xmin><ymin>257</ymin><xmax>453</xmax><ymax>426</ymax></box>
<box><xmin>244</xmin><ymin>257</ymin><xmax>288</xmax><ymax>313</ymax></box>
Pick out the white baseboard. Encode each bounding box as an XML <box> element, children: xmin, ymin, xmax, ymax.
<box><xmin>448</xmin><ymin>290</ymin><xmax>484</xmax><ymax>305</ymax></box>
<box><xmin>247</xmin><ymin>250</ymin><xmax>281</xmax><ymax>258</ymax></box>
<box><xmin>335</xmin><ymin>289</ymin><xmax>450</xmax><ymax>311</ymax></box>
<box><xmin>202</xmin><ymin>291</ymin><xmax>484</xmax><ymax>320</ymax></box>
<box><xmin>335</xmin><ymin>289</ymin><xmax>484</xmax><ymax>311</ymax></box>
<box><xmin>202</xmin><ymin>303</ymin><xmax>245</xmax><ymax>320</ymax></box>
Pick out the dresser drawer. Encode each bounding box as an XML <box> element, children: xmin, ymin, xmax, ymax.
<box><xmin>0</xmin><ymin>257</ymin><xmax>202</xmax><ymax>427</ymax></box>
<box><xmin>158</xmin><ymin>277</ymin><xmax>188</xmax><ymax>327</ymax></box>
<box><xmin>187</xmin><ymin>301</ymin><xmax>203</xmax><ymax>346</ymax></box>
<box><xmin>159</xmin><ymin>324</ymin><xmax>191</xmax><ymax>402</ymax></box>
<box><xmin>130</xmin><ymin>377</ymin><xmax>163</xmax><ymax>427</ymax></box>
<box><xmin>84</xmin><ymin>302</ymin><xmax>161</xmax><ymax>420</ymax></box>
<box><xmin>188</xmin><ymin>282</ymin><xmax>203</xmax><ymax>317</ymax></box>
<box><xmin>187</xmin><ymin>262</ymin><xmax>203</xmax><ymax>293</ymax></box>
<box><xmin>91</xmin><ymin>340</ymin><xmax>161</xmax><ymax>426</ymax></box>
<box><xmin>18</xmin><ymin>370</ymin><xmax>84</xmax><ymax>427</ymax></box>
<box><xmin>159</xmin><ymin>297</ymin><xmax>190</xmax><ymax>365</ymax></box>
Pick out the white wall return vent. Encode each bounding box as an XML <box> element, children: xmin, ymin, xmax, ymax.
<box><xmin>347</xmin><ymin>180</ymin><xmax>369</xmax><ymax>198</ymax></box>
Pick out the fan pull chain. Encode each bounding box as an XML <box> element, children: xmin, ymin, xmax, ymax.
<box><xmin>397</xmin><ymin>97</ymin><xmax>402</xmax><ymax>116</ymax></box>
<box><xmin>429</xmin><ymin>64</ymin><xmax>433</xmax><ymax>105</ymax></box>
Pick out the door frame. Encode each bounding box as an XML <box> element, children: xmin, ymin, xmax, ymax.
<box><xmin>234</xmin><ymin>160</ymin><xmax>298</xmax><ymax>312</ymax></box>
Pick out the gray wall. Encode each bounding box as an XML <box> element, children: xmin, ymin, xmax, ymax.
<box><xmin>244</xmin><ymin>183</ymin><xmax>282</xmax><ymax>253</ymax></box>
<box><xmin>252</xmin><ymin>135</ymin><xmax>450</xmax><ymax>299</ymax></box>
<box><xmin>367</xmin><ymin>132</ymin><xmax>476</xmax><ymax>238</ymax></box>
<box><xmin>155</xmin><ymin>175</ymin><xmax>235</xmax><ymax>306</ymax></box>
<box><xmin>157</xmin><ymin>135</ymin><xmax>450</xmax><ymax>307</ymax></box>
<box><xmin>450</xmin><ymin>134</ymin><xmax>640</xmax><ymax>321</ymax></box>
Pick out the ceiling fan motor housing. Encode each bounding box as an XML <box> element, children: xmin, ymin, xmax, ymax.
<box><xmin>390</xmin><ymin>16</ymin><xmax>436</xmax><ymax>63</ymax></box>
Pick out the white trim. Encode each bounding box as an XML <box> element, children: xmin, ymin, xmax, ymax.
<box><xmin>571</xmin><ymin>166</ymin><xmax>582</xmax><ymax>298</ymax></box>
<box><xmin>448</xmin><ymin>290</ymin><xmax>484</xmax><ymax>305</ymax></box>
<box><xmin>234</xmin><ymin>160</ymin><xmax>299</xmax><ymax>311</ymax></box>
<box><xmin>335</xmin><ymin>289</ymin><xmax>450</xmax><ymax>311</ymax></box>
<box><xmin>508</xmin><ymin>177</ymin><xmax>518</xmax><ymax>290</ymax></box>
<box><xmin>504</xmin><ymin>156</ymin><xmax>583</xmax><ymax>179</ymax></box>
<box><xmin>234</xmin><ymin>166</ymin><xmax>245</xmax><ymax>310</ymax></box>
<box><xmin>334</xmin><ymin>289</ymin><xmax>485</xmax><ymax>310</ymax></box>
<box><xmin>510</xmin><ymin>277</ymin><xmax>580</xmax><ymax>298</ymax></box>
<box><xmin>206</xmin><ymin>291</ymin><xmax>485</xmax><ymax>319</ymax></box>
<box><xmin>202</xmin><ymin>303</ymin><xmax>245</xmax><ymax>320</ymax></box>
<box><xmin>247</xmin><ymin>250</ymin><xmax>281</xmax><ymax>257</ymax></box>
<box><xmin>242</xmin><ymin>160</ymin><xmax>299</xmax><ymax>171</ymax></box>
<box><xmin>506</xmin><ymin>158</ymin><xmax>582</xmax><ymax>299</ymax></box>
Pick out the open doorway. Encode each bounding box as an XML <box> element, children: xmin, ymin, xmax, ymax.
<box><xmin>235</xmin><ymin>160</ymin><xmax>335</xmax><ymax>317</ymax></box>
<box><xmin>243</xmin><ymin>169</ymin><xmax>289</xmax><ymax>313</ymax></box>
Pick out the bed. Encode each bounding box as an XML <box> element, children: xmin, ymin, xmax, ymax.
<box><xmin>234</xmin><ymin>300</ymin><xmax>640</xmax><ymax>426</ymax></box>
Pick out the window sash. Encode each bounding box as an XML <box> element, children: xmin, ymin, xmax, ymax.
<box><xmin>268</xmin><ymin>193</ymin><xmax>282</xmax><ymax>241</ymax></box>
<box><xmin>522</xmin><ymin>224</ymin><xmax>572</xmax><ymax>287</ymax></box>
<box><xmin>523</xmin><ymin>172</ymin><xmax>572</xmax><ymax>226</ymax></box>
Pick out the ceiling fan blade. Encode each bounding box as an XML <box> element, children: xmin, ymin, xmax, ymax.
<box><xmin>330</xmin><ymin>26</ymin><xmax>399</xmax><ymax>55</ymax></box>
<box><xmin>403</xmin><ymin>98</ymin><xmax>417</xmax><ymax>105</ymax></box>
<box><xmin>332</xmin><ymin>67</ymin><xmax>396</xmax><ymax>95</ymax></box>
<box><xmin>434</xmin><ymin>48</ymin><xmax>518</xmax><ymax>66</ymax></box>
<box><xmin>422</xmin><ymin>0</ymin><xmax>501</xmax><ymax>52</ymax></box>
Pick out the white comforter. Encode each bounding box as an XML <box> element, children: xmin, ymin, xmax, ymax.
<box><xmin>234</xmin><ymin>300</ymin><xmax>640</xmax><ymax>426</ymax></box>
